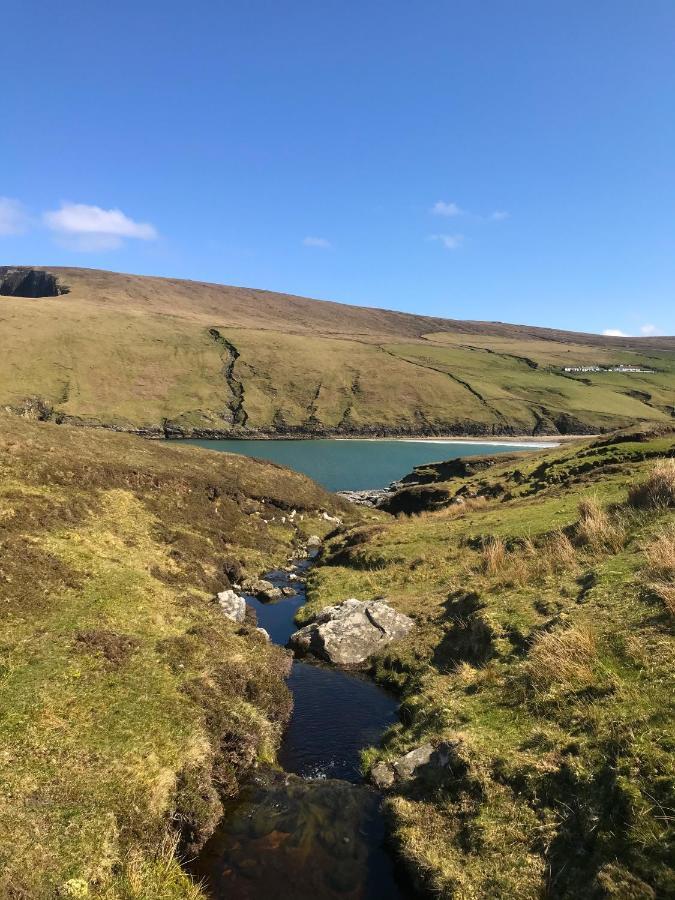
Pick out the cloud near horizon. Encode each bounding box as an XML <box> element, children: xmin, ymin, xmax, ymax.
<box><xmin>0</xmin><ymin>197</ymin><xmax>30</xmax><ymax>236</ymax></box>
<box><xmin>302</xmin><ymin>236</ymin><xmax>332</xmax><ymax>249</ymax></box>
<box><xmin>43</xmin><ymin>203</ymin><xmax>158</xmax><ymax>251</ymax></box>
<box><xmin>602</xmin><ymin>324</ymin><xmax>664</xmax><ymax>338</ymax></box>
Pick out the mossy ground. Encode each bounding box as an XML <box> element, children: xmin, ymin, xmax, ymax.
<box><xmin>0</xmin><ymin>415</ymin><xmax>347</xmax><ymax>899</ymax></box>
<box><xmin>306</xmin><ymin>428</ymin><xmax>675</xmax><ymax>898</ymax></box>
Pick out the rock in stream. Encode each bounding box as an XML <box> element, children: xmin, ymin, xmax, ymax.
<box><xmin>289</xmin><ymin>599</ymin><xmax>414</xmax><ymax>666</ymax></box>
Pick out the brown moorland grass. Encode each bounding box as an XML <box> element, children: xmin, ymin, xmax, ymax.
<box><xmin>0</xmin><ymin>414</ymin><xmax>351</xmax><ymax>899</ymax></box>
<box><xmin>644</xmin><ymin>524</ymin><xmax>675</xmax><ymax>617</ymax></box>
<box><xmin>524</xmin><ymin>624</ymin><xmax>598</xmax><ymax>694</ymax></box>
<box><xmin>628</xmin><ymin>457</ymin><xmax>675</xmax><ymax>509</ymax></box>
<box><xmin>575</xmin><ymin>495</ymin><xmax>626</xmax><ymax>551</ymax></box>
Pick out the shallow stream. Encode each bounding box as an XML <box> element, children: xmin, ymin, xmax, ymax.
<box><xmin>190</xmin><ymin>560</ymin><xmax>411</xmax><ymax>899</ymax></box>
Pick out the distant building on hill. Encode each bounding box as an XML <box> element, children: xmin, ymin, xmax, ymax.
<box><xmin>563</xmin><ymin>364</ymin><xmax>655</xmax><ymax>374</ymax></box>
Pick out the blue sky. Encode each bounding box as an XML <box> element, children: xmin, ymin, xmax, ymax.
<box><xmin>3</xmin><ymin>1</ymin><xmax>674</xmax><ymax>335</ymax></box>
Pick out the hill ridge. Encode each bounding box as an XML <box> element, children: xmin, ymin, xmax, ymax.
<box><xmin>1</xmin><ymin>266</ymin><xmax>673</xmax><ymax>437</ymax></box>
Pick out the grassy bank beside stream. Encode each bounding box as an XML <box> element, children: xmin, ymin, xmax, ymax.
<box><xmin>0</xmin><ymin>415</ymin><xmax>347</xmax><ymax>899</ymax></box>
<box><xmin>305</xmin><ymin>426</ymin><xmax>675</xmax><ymax>898</ymax></box>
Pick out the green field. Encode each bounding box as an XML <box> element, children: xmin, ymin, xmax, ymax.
<box><xmin>304</xmin><ymin>426</ymin><xmax>675</xmax><ymax>898</ymax></box>
<box><xmin>1</xmin><ymin>266</ymin><xmax>673</xmax><ymax>436</ymax></box>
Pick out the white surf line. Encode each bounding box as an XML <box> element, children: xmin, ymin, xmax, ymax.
<box><xmin>335</xmin><ymin>438</ymin><xmax>560</xmax><ymax>448</ymax></box>
<box><xmin>399</xmin><ymin>439</ymin><xmax>560</xmax><ymax>448</ymax></box>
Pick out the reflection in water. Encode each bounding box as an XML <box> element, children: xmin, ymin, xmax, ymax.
<box><xmin>190</xmin><ymin>562</ymin><xmax>411</xmax><ymax>899</ymax></box>
<box><xmin>192</xmin><ymin>772</ymin><xmax>405</xmax><ymax>900</ymax></box>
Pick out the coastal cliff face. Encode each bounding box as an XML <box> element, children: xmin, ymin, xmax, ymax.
<box><xmin>0</xmin><ymin>414</ymin><xmax>350</xmax><ymax>899</ymax></box>
<box><xmin>1</xmin><ymin>266</ymin><xmax>673</xmax><ymax>438</ymax></box>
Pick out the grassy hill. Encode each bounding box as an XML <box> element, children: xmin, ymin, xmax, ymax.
<box><xmin>0</xmin><ymin>413</ymin><xmax>347</xmax><ymax>898</ymax></box>
<box><xmin>1</xmin><ymin>266</ymin><xmax>674</xmax><ymax>437</ymax></box>
<box><xmin>304</xmin><ymin>425</ymin><xmax>675</xmax><ymax>898</ymax></box>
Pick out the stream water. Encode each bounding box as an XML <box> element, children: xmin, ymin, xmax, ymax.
<box><xmin>190</xmin><ymin>560</ymin><xmax>411</xmax><ymax>900</ymax></box>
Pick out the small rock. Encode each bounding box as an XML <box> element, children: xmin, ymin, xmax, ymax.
<box><xmin>243</xmin><ymin>578</ymin><xmax>283</xmax><ymax>602</ymax></box>
<box><xmin>370</xmin><ymin>761</ymin><xmax>396</xmax><ymax>789</ymax></box>
<box><xmin>281</xmin><ymin>586</ymin><xmax>296</xmax><ymax>597</ymax></box>
<box><xmin>396</xmin><ymin>742</ymin><xmax>454</xmax><ymax>781</ymax></box>
<box><xmin>256</xmin><ymin>627</ymin><xmax>271</xmax><ymax>641</ymax></box>
<box><xmin>392</xmin><ymin>743</ymin><xmax>436</xmax><ymax>780</ymax></box>
<box><xmin>216</xmin><ymin>589</ymin><xmax>246</xmax><ymax>623</ymax></box>
<box><xmin>306</xmin><ymin>535</ymin><xmax>322</xmax><ymax>548</ymax></box>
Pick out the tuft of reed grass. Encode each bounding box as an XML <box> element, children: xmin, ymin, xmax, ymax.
<box><xmin>628</xmin><ymin>458</ymin><xmax>675</xmax><ymax>509</ymax></box>
<box><xmin>575</xmin><ymin>497</ymin><xmax>625</xmax><ymax>552</ymax></box>
<box><xmin>643</xmin><ymin>525</ymin><xmax>675</xmax><ymax>617</ymax></box>
<box><xmin>538</xmin><ymin>530</ymin><xmax>577</xmax><ymax>575</ymax></box>
<box><xmin>482</xmin><ymin>536</ymin><xmax>506</xmax><ymax>575</ymax></box>
<box><xmin>524</xmin><ymin>625</ymin><xmax>597</xmax><ymax>694</ymax></box>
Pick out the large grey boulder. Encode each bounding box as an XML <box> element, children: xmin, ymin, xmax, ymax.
<box><xmin>288</xmin><ymin>598</ymin><xmax>414</xmax><ymax>666</ymax></box>
<box><xmin>217</xmin><ymin>589</ymin><xmax>246</xmax><ymax>623</ymax></box>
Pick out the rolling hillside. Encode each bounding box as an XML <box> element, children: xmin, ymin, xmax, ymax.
<box><xmin>1</xmin><ymin>265</ymin><xmax>674</xmax><ymax>437</ymax></box>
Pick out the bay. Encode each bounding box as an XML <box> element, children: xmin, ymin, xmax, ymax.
<box><xmin>180</xmin><ymin>438</ymin><xmax>556</xmax><ymax>492</ymax></box>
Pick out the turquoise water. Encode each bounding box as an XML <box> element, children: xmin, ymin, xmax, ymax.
<box><xmin>180</xmin><ymin>438</ymin><xmax>553</xmax><ymax>492</ymax></box>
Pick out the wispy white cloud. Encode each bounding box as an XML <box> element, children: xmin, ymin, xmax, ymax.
<box><xmin>430</xmin><ymin>201</ymin><xmax>509</xmax><ymax>223</ymax></box>
<box><xmin>602</xmin><ymin>328</ymin><xmax>629</xmax><ymax>337</ymax></box>
<box><xmin>639</xmin><ymin>323</ymin><xmax>662</xmax><ymax>336</ymax></box>
<box><xmin>302</xmin><ymin>236</ymin><xmax>332</xmax><ymax>249</ymax></box>
<box><xmin>429</xmin><ymin>233</ymin><xmax>464</xmax><ymax>250</ymax></box>
<box><xmin>43</xmin><ymin>202</ymin><xmax>157</xmax><ymax>251</ymax></box>
<box><xmin>0</xmin><ymin>197</ymin><xmax>30</xmax><ymax>236</ymax></box>
<box><xmin>431</xmin><ymin>201</ymin><xmax>462</xmax><ymax>217</ymax></box>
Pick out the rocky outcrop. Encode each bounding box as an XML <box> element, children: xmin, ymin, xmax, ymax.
<box><xmin>380</xmin><ymin>484</ymin><xmax>454</xmax><ymax>515</ymax></box>
<box><xmin>0</xmin><ymin>267</ymin><xmax>68</xmax><ymax>298</ymax></box>
<box><xmin>288</xmin><ymin>598</ymin><xmax>414</xmax><ymax>666</ymax></box>
<box><xmin>399</xmin><ymin>454</ymin><xmax>518</xmax><ymax>486</ymax></box>
<box><xmin>336</xmin><ymin>487</ymin><xmax>398</xmax><ymax>507</ymax></box>
<box><xmin>216</xmin><ymin>589</ymin><xmax>246</xmax><ymax>623</ymax></box>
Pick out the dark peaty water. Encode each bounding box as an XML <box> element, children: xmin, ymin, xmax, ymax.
<box><xmin>180</xmin><ymin>437</ymin><xmax>551</xmax><ymax>492</ymax></box>
<box><xmin>190</xmin><ymin>563</ymin><xmax>410</xmax><ymax>899</ymax></box>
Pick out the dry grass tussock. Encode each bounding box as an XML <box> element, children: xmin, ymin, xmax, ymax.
<box><xmin>575</xmin><ymin>497</ymin><xmax>625</xmax><ymax>552</ymax></box>
<box><xmin>628</xmin><ymin>458</ymin><xmax>675</xmax><ymax>509</ymax></box>
<box><xmin>482</xmin><ymin>536</ymin><xmax>506</xmax><ymax>575</ymax></box>
<box><xmin>476</xmin><ymin>530</ymin><xmax>578</xmax><ymax>587</ymax></box>
<box><xmin>644</xmin><ymin>525</ymin><xmax>675</xmax><ymax>617</ymax></box>
<box><xmin>524</xmin><ymin>625</ymin><xmax>598</xmax><ymax>694</ymax></box>
<box><xmin>416</xmin><ymin>497</ymin><xmax>488</xmax><ymax>520</ymax></box>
